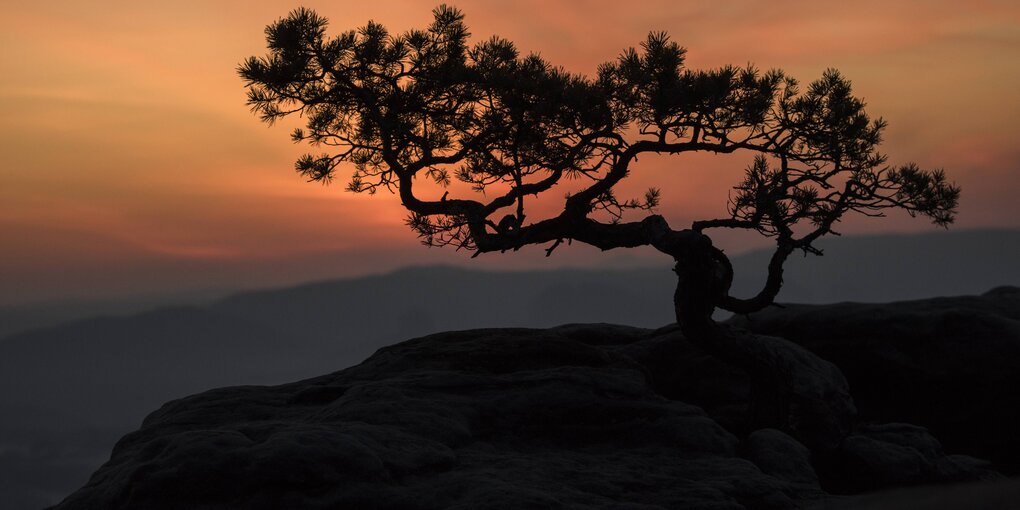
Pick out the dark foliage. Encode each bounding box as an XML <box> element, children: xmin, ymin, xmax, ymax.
<box><xmin>240</xmin><ymin>5</ymin><xmax>958</xmax><ymax>316</ymax></box>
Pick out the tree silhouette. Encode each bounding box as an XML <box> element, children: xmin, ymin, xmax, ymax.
<box><xmin>240</xmin><ymin>6</ymin><xmax>959</xmax><ymax>448</ymax></box>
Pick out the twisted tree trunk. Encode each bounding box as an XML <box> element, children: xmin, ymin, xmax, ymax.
<box><xmin>669</xmin><ymin>234</ymin><xmax>856</xmax><ymax>452</ymax></box>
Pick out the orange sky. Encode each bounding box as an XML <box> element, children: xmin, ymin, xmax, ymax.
<box><xmin>1</xmin><ymin>1</ymin><xmax>1019</xmax><ymax>304</ymax></box>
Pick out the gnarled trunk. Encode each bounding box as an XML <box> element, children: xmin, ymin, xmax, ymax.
<box><xmin>669</xmin><ymin>235</ymin><xmax>856</xmax><ymax>452</ymax></box>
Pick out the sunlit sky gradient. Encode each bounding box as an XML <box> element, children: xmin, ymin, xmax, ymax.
<box><xmin>1</xmin><ymin>1</ymin><xmax>1018</xmax><ymax>305</ymax></box>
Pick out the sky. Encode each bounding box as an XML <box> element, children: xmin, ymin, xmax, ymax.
<box><xmin>1</xmin><ymin>0</ymin><xmax>1018</xmax><ymax>305</ymax></box>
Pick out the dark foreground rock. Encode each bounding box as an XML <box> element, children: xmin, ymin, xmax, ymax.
<box><xmin>53</xmin><ymin>316</ymin><xmax>1006</xmax><ymax>509</ymax></box>
<box><xmin>54</xmin><ymin>326</ymin><xmax>826</xmax><ymax>509</ymax></box>
<box><xmin>731</xmin><ymin>286</ymin><xmax>1020</xmax><ymax>475</ymax></box>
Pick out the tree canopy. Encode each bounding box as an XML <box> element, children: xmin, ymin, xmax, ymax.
<box><xmin>240</xmin><ymin>5</ymin><xmax>959</xmax><ymax>315</ymax></box>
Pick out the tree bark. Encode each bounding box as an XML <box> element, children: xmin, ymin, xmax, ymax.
<box><xmin>669</xmin><ymin>233</ymin><xmax>856</xmax><ymax>452</ymax></box>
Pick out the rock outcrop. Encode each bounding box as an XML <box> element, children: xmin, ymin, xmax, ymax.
<box><xmin>55</xmin><ymin>326</ymin><xmax>817</xmax><ymax>509</ymax></box>
<box><xmin>53</xmin><ymin>319</ymin><xmax>1001</xmax><ymax>509</ymax></box>
<box><xmin>731</xmin><ymin>286</ymin><xmax>1020</xmax><ymax>475</ymax></box>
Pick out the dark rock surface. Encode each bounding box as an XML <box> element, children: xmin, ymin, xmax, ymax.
<box><xmin>616</xmin><ymin>325</ymin><xmax>856</xmax><ymax>453</ymax></box>
<box><xmin>742</xmin><ymin>429</ymin><xmax>818</xmax><ymax>487</ymax></box>
<box><xmin>54</xmin><ymin>326</ymin><xmax>820</xmax><ymax>509</ymax></box>
<box><xmin>828</xmin><ymin>423</ymin><xmax>997</xmax><ymax>493</ymax></box>
<box><xmin>53</xmin><ymin>321</ymin><xmax>1001</xmax><ymax>509</ymax></box>
<box><xmin>730</xmin><ymin>286</ymin><xmax>1020</xmax><ymax>474</ymax></box>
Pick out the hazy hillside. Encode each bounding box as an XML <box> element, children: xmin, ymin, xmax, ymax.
<box><xmin>4</xmin><ymin>228</ymin><xmax>1016</xmax><ymax>340</ymax></box>
<box><xmin>210</xmin><ymin>265</ymin><xmax>675</xmax><ymax>358</ymax></box>
<box><xmin>731</xmin><ymin>229</ymin><xmax>1020</xmax><ymax>304</ymax></box>
<box><xmin>0</xmin><ymin>289</ymin><xmax>231</xmax><ymax>340</ymax></box>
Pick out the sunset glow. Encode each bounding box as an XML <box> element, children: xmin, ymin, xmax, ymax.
<box><xmin>2</xmin><ymin>0</ymin><xmax>1018</xmax><ymax>304</ymax></box>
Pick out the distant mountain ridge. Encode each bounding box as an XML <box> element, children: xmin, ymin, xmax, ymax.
<box><xmin>730</xmin><ymin>228</ymin><xmax>1020</xmax><ymax>304</ymax></box>
<box><xmin>4</xmin><ymin>228</ymin><xmax>1017</xmax><ymax>340</ymax></box>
